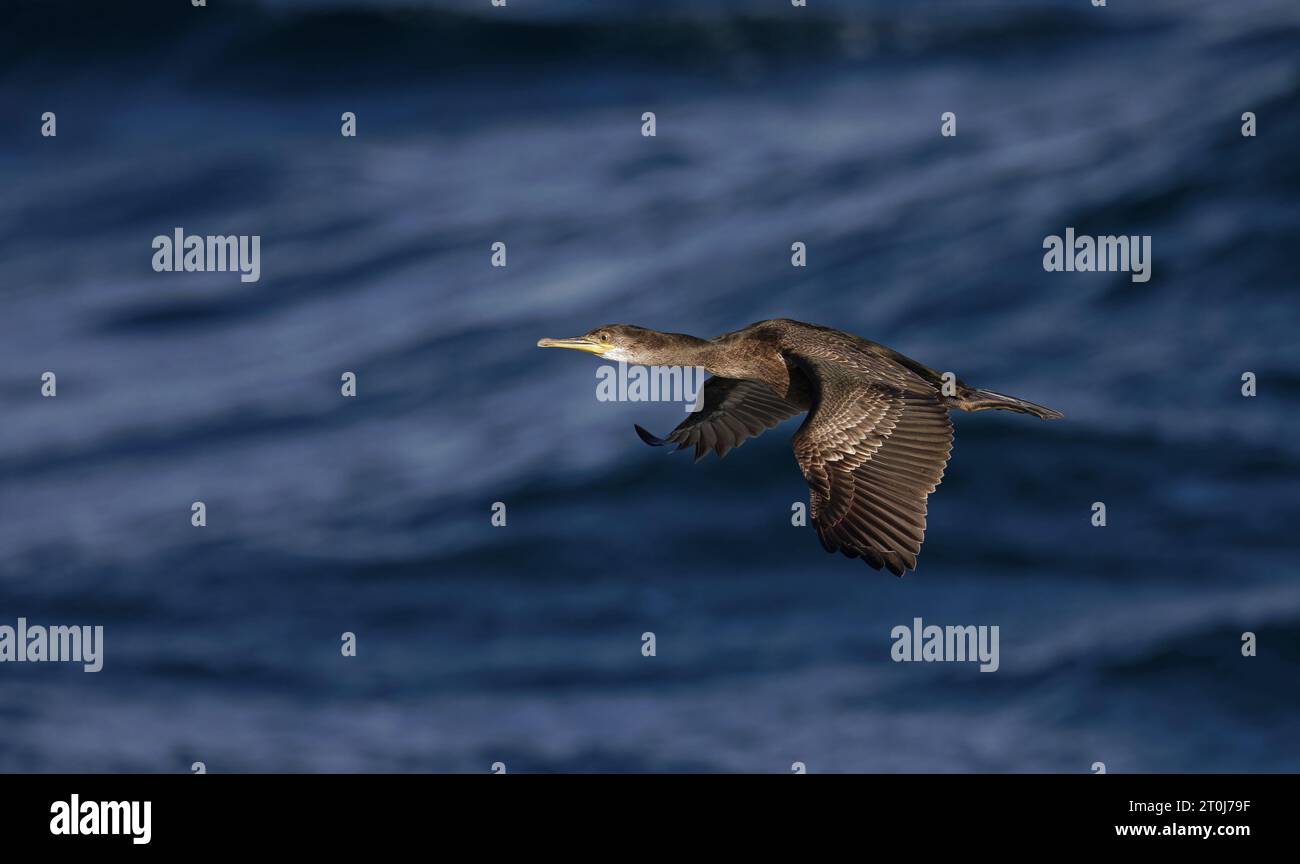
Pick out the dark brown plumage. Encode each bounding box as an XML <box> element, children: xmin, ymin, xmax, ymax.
<box><xmin>538</xmin><ymin>319</ymin><xmax>1062</xmax><ymax>576</ymax></box>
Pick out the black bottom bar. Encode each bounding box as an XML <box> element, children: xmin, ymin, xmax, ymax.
<box><xmin>1</xmin><ymin>774</ymin><xmax>1280</xmax><ymax>850</ymax></box>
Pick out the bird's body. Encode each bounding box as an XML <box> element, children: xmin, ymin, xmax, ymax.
<box><xmin>538</xmin><ymin>319</ymin><xmax>1061</xmax><ymax>575</ymax></box>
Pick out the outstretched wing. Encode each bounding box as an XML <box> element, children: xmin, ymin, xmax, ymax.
<box><xmin>790</xmin><ymin>355</ymin><xmax>953</xmax><ymax>576</ymax></box>
<box><xmin>635</xmin><ymin>376</ymin><xmax>804</xmax><ymax>461</ymax></box>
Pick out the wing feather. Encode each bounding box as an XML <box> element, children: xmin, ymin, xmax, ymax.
<box><xmin>789</xmin><ymin>354</ymin><xmax>953</xmax><ymax>576</ymax></box>
<box><xmin>635</xmin><ymin>376</ymin><xmax>804</xmax><ymax>461</ymax></box>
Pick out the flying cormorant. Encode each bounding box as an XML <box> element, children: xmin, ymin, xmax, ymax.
<box><xmin>538</xmin><ymin>319</ymin><xmax>1062</xmax><ymax>575</ymax></box>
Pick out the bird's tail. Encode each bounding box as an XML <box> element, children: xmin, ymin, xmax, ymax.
<box><xmin>959</xmin><ymin>388</ymin><xmax>1063</xmax><ymax>420</ymax></box>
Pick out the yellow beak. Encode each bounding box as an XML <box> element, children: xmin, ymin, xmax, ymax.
<box><xmin>537</xmin><ymin>336</ymin><xmax>608</xmax><ymax>356</ymax></box>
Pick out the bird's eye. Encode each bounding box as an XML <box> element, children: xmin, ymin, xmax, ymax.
<box><xmin>598</xmin><ymin>331</ymin><xmax>611</xmax><ymax>342</ymax></box>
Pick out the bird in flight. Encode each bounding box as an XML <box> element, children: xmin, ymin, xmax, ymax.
<box><xmin>538</xmin><ymin>319</ymin><xmax>1061</xmax><ymax>575</ymax></box>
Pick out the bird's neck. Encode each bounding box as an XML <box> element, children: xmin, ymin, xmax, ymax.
<box><xmin>645</xmin><ymin>336</ymin><xmax>789</xmax><ymax>394</ymax></box>
<box><xmin>696</xmin><ymin>339</ymin><xmax>791</xmax><ymax>394</ymax></box>
<box><xmin>643</xmin><ymin>335</ymin><xmax>715</xmax><ymax>370</ymax></box>
<box><xmin>682</xmin><ymin>338</ymin><xmax>722</xmax><ymax>371</ymax></box>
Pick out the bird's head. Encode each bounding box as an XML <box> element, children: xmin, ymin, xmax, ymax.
<box><xmin>537</xmin><ymin>324</ymin><xmax>701</xmax><ymax>365</ymax></box>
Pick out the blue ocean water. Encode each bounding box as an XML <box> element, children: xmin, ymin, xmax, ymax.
<box><xmin>1</xmin><ymin>0</ymin><xmax>1298</xmax><ymax>772</ymax></box>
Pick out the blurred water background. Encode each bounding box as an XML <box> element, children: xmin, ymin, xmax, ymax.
<box><xmin>1</xmin><ymin>0</ymin><xmax>1298</xmax><ymax>771</ymax></box>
